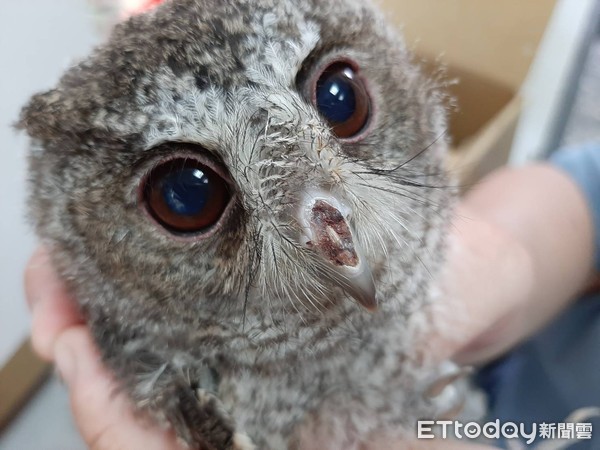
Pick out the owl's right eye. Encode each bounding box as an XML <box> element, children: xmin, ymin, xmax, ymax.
<box><xmin>311</xmin><ymin>61</ymin><xmax>371</xmax><ymax>139</ymax></box>
<box><xmin>142</xmin><ymin>158</ymin><xmax>231</xmax><ymax>234</ymax></box>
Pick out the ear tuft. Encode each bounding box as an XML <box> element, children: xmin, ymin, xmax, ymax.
<box><xmin>16</xmin><ymin>89</ymin><xmax>65</xmax><ymax>142</ymax></box>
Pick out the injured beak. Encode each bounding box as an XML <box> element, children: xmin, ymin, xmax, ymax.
<box><xmin>299</xmin><ymin>192</ymin><xmax>377</xmax><ymax>311</ymax></box>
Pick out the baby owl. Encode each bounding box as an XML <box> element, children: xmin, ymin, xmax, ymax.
<box><xmin>19</xmin><ymin>0</ymin><xmax>464</xmax><ymax>448</ymax></box>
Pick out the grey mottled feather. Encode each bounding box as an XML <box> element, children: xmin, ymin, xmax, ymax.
<box><xmin>19</xmin><ymin>0</ymin><xmax>463</xmax><ymax>448</ymax></box>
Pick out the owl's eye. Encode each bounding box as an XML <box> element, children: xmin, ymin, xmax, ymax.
<box><xmin>314</xmin><ymin>62</ymin><xmax>370</xmax><ymax>139</ymax></box>
<box><xmin>143</xmin><ymin>158</ymin><xmax>231</xmax><ymax>234</ymax></box>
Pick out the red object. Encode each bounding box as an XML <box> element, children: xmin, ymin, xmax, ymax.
<box><xmin>129</xmin><ymin>0</ymin><xmax>164</xmax><ymax>15</ymax></box>
<box><xmin>142</xmin><ymin>0</ymin><xmax>164</xmax><ymax>10</ymax></box>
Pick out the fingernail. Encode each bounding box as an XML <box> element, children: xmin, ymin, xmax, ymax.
<box><xmin>54</xmin><ymin>340</ymin><xmax>76</xmax><ymax>385</ymax></box>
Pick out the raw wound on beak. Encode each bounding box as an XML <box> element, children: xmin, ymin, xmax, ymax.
<box><xmin>308</xmin><ymin>200</ymin><xmax>359</xmax><ymax>267</ymax></box>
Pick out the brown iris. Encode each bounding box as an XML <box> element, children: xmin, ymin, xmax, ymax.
<box><xmin>143</xmin><ymin>158</ymin><xmax>231</xmax><ymax>234</ymax></box>
<box><xmin>314</xmin><ymin>62</ymin><xmax>370</xmax><ymax>139</ymax></box>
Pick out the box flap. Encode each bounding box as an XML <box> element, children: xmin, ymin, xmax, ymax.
<box><xmin>377</xmin><ymin>0</ymin><xmax>556</xmax><ymax>91</ymax></box>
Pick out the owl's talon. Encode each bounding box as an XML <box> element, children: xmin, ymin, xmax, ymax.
<box><xmin>232</xmin><ymin>433</ymin><xmax>256</xmax><ymax>450</ymax></box>
<box><xmin>424</xmin><ymin>366</ymin><xmax>473</xmax><ymax>399</ymax></box>
<box><xmin>420</xmin><ymin>364</ymin><xmax>472</xmax><ymax>420</ymax></box>
<box><xmin>194</xmin><ymin>388</ymin><xmax>213</xmax><ymax>406</ymax></box>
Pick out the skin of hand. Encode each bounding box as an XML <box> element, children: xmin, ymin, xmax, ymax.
<box><xmin>23</xmin><ymin>164</ymin><xmax>594</xmax><ymax>450</ymax></box>
<box><xmin>435</xmin><ymin>164</ymin><xmax>595</xmax><ymax>364</ymax></box>
<box><xmin>25</xmin><ymin>247</ymin><xmax>186</xmax><ymax>450</ymax></box>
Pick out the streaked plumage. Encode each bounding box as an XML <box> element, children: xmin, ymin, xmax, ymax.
<box><xmin>19</xmin><ymin>0</ymin><xmax>466</xmax><ymax>448</ymax></box>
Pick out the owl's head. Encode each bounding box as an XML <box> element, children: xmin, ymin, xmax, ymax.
<box><xmin>20</xmin><ymin>0</ymin><xmax>450</xmax><ymax>334</ymax></box>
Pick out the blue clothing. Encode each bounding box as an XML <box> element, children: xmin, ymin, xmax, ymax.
<box><xmin>552</xmin><ymin>143</ymin><xmax>600</xmax><ymax>270</ymax></box>
<box><xmin>476</xmin><ymin>143</ymin><xmax>600</xmax><ymax>449</ymax></box>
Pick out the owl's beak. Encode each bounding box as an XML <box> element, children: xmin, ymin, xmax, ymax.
<box><xmin>298</xmin><ymin>191</ymin><xmax>377</xmax><ymax>311</ymax></box>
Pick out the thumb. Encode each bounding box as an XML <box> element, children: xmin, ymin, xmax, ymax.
<box><xmin>423</xmin><ymin>206</ymin><xmax>533</xmax><ymax>365</ymax></box>
<box><xmin>54</xmin><ymin>326</ymin><xmax>184</xmax><ymax>450</ymax></box>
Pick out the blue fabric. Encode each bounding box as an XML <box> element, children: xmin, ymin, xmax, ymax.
<box><xmin>476</xmin><ymin>143</ymin><xmax>600</xmax><ymax>448</ymax></box>
<box><xmin>478</xmin><ymin>293</ymin><xmax>600</xmax><ymax>448</ymax></box>
<box><xmin>550</xmin><ymin>143</ymin><xmax>600</xmax><ymax>270</ymax></box>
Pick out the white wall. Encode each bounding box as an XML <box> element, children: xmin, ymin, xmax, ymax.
<box><xmin>0</xmin><ymin>0</ymin><xmax>98</xmax><ymax>366</ymax></box>
<box><xmin>510</xmin><ymin>0</ymin><xmax>598</xmax><ymax>163</ymax></box>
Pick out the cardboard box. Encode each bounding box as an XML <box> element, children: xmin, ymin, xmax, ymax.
<box><xmin>0</xmin><ymin>342</ymin><xmax>50</xmax><ymax>431</ymax></box>
<box><xmin>378</xmin><ymin>0</ymin><xmax>557</xmax><ymax>185</ymax></box>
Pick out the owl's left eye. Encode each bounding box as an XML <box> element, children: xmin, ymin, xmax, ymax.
<box><xmin>312</xmin><ymin>61</ymin><xmax>371</xmax><ymax>139</ymax></box>
<box><xmin>142</xmin><ymin>158</ymin><xmax>231</xmax><ymax>234</ymax></box>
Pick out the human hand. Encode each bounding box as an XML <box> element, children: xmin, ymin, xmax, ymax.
<box><xmin>424</xmin><ymin>202</ymin><xmax>535</xmax><ymax>365</ymax></box>
<box><xmin>25</xmin><ymin>247</ymin><xmax>185</xmax><ymax>450</ymax></box>
<box><xmin>429</xmin><ymin>165</ymin><xmax>594</xmax><ymax>365</ymax></box>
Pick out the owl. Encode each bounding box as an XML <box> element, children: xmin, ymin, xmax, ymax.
<box><xmin>19</xmin><ymin>0</ymin><xmax>466</xmax><ymax>448</ymax></box>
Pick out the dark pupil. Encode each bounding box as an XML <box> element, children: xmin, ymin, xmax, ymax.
<box><xmin>316</xmin><ymin>70</ymin><xmax>356</xmax><ymax>123</ymax></box>
<box><xmin>161</xmin><ymin>167</ymin><xmax>211</xmax><ymax>216</ymax></box>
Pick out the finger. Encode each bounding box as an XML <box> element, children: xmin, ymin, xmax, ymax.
<box><xmin>448</xmin><ymin>165</ymin><xmax>593</xmax><ymax>365</ymax></box>
<box><xmin>424</xmin><ymin>206</ymin><xmax>533</xmax><ymax>365</ymax></box>
<box><xmin>25</xmin><ymin>247</ymin><xmax>84</xmax><ymax>360</ymax></box>
<box><xmin>54</xmin><ymin>326</ymin><xmax>184</xmax><ymax>450</ymax></box>
<box><xmin>450</xmin><ymin>213</ymin><xmax>531</xmax><ymax>364</ymax></box>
